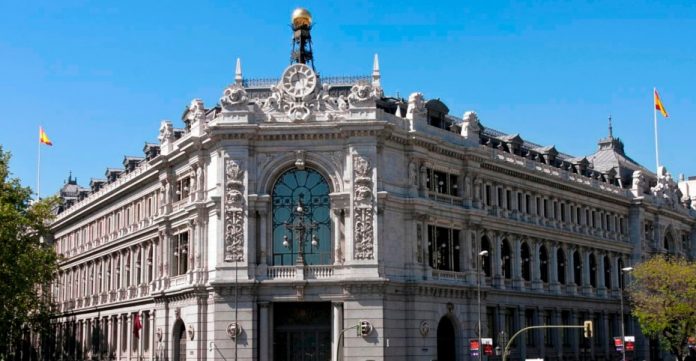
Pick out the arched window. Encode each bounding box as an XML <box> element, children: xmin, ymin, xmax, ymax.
<box><xmin>502</xmin><ymin>240</ymin><xmax>512</xmax><ymax>279</ymax></box>
<box><xmin>603</xmin><ymin>256</ymin><xmax>612</xmax><ymax>289</ymax></box>
<box><xmin>272</xmin><ymin>168</ymin><xmax>331</xmax><ymax>265</ymax></box>
<box><xmin>589</xmin><ymin>253</ymin><xmax>597</xmax><ymax>288</ymax></box>
<box><xmin>573</xmin><ymin>251</ymin><xmax>582</xmax><ymax>286</ymax></box>
<box><xmin>539</xmin><ymin>245</ymin><xmax>549</xmax><ymax>283</ymax></box>
<box><xmin>664</xmin><ymin>233</ymin><xmax>674</xmax><ymax>252</ymax></box>
<box><xmin>521</xmin><ymin>242</ymin><xmax>531</xmax><ymax>281</ymax></box>
<box><xmin>557</xmin><ymin>248</ymin><xmax>566</xmax><ymax>285</ymax></box>
<box><xmin>481</xmin><ymin>236</ymin><xmax>492</xmax><ymax>277</ymax></box>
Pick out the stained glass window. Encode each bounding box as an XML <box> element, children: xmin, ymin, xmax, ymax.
<box><xmin>272</xmin><ymin>168</ymin><xmax>331</xmax><ymax>265</ymax></box>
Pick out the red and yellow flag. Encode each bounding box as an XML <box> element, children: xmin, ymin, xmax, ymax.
<box><xmin>654</xmin><ymin>88</ymin><xmax>668</xmax><ymax>118</ymax></box>
<box><xmin>39</xmin><ymin>127</ymin><xmax>53</xmax><ymax>146</ymax></box>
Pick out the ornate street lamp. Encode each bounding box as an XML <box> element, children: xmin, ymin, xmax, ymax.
<box><xmin>478</xmin><ymin>249</ymin><xmax>489</xmax><ymax>361</ymax></box>
<box><xmin>283</xmin><ymin>199</ymin><xmax>319</xmax><ymax>265</ymax></box>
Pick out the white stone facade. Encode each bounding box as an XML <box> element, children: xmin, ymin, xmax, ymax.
<box><xmin>46</xmin><ymin>56</ymin><xmax>696</xmax><ymax>361</ymax></box>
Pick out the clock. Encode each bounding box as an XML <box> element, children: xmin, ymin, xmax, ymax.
<box><xmin>280</xmin><ymin>64</ymin><xmax>317</xmax><ymax>98</ymax></box>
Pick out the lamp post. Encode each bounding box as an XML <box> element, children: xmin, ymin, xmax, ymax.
<box><xmin>478</xmin><ymin>250</ymin><xmax>489</xmax><ymax>361</ymax></box>
<box><xmin>283</xmin><ymin>199</ymin><xmax>318</xmax><ymax>265</ymax></box>
<box><xmin>620</xmin><ymin>266</ymin><xmax>634</xmax><ymax>361</ymax></box>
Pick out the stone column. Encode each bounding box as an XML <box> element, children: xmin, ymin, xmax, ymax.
<box><xmin>602</xmin><ymin>311</ymin><xmax>610</xmax><ymax>360</ymax></box>
<box><xmin>517</xmin><ymin>306</ymin><xmax>527</xmax><ymax>360</ymax></box>
<box><xmin>597</xmin><ymin>253</ymin><xmax>606</xmax><ymax>297</ymax></box>
<box><xmin>149</xmin><ymin>310</ymin><xmax>156</xmax><ymax>361</ymax></box>
<box><xmin>567</xmin><ymin>248</ymin><xmax>576</xmax><ymax>294</ymax></box>
<box><xmin>259</xmin><ymin>303</ymin><xmax>270</xmax><ymax>361</ymax></box>
<box><xmin>127</xmin><ymin>313</ymin><xmax>133</xmax><ymax>359</ymax></box>
<box><xmin>512</xmin><ymin>238</ymin><xmax>522</xmax><ymax>289</ymax></box>
<box><xmin>550</xmin><ymin>242</ymin><xmax>560</xmax><ymax>293</ymax></box>
<box><xmin>116</xmin><ymin>315</ymin><xmax>122</xmax><ymax>359</ymax></box>
<box><xmin>107</xmin><ymin>316</ymin><xmax>114</xmax><ymax>358</ymax></box>
<box><xmin>571</xmin><ymin>310</ymin><xmax>580</xmax><ymax>359</ymax></box>
<box><xmin>532</xmin><ymin>240</ymin><xmax>542</xmax><ymax>290</ymax></box>
<box><xmin>493</xmin><ymin>233</ymin><xmax>503</xmax><ymax>288</ymax></box>
<box><xmin>258</xmin><ymin>207</ymin><xmax>269</xmax><ymax>267</ymax></box>
<box><xmin>553</xmin><ymin>309</ymin><xmax>562</xmax><ymax>359</ymax></box>
<box><xmin>331</xmin><ymin>302</ymin><xmax>344</xmax><ymax>361</ymax></box>
<box><xmin>582</xmin><ymin>248</ymin><xmax>591</xmax><ymax>295</ymax></box>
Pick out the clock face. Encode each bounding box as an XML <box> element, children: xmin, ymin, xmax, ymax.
<box><xmin>281</xmin><ymin>64</ymin><xmax>317</xmax><ymax>98</ymax></box>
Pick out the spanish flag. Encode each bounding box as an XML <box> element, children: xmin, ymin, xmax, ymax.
<box><xmin>654</xmin><ymin>88</ymin><xmax>668</xmax><ymax>118</ymax></box>
<box><xmin>39</xmin><ymin>127</ymin><xmax>53</xmax><ymax>146</ymax></box>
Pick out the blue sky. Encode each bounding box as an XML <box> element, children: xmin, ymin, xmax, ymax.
<box><xmin>1</xmin><ymin>1</ymin><xmax>694</xmax><ymax>197</ymax></box>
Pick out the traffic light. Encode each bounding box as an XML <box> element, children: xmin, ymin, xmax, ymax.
<box><xmin>357</xmin><ymin>320</ymin><xmax>373</xmax><ymax>337</ymax></box>
<box><xmin>583</xmin><ymin>320</ymin><xmax>593</xmax><ymax>338</ymax></box>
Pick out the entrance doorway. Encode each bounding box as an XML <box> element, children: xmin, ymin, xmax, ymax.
<box><xmin>172</xmin><ymin>319</ymin><xmax>186</xmax><ymax>361</ymax></box>
<box><xmin>273</xmin><ymin>302</ymin><xmax>331</xmax><ymax>361</ymax></box>
<box><xmin>437</xmin><ymin>316</ymin><xmax>456</xmax><ymax>361</ymax></box>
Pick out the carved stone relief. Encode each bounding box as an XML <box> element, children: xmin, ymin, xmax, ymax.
<box><xmin>220</xmin><ymin>84</ymin><xmax>249</xmax><ymax>112</ymax></box>
<box><xmin>224</xmin><ymin>159</ymin><xmax>245</xmax><ymax>262</ymax></box>
<box><xmin>353</xmin><ymin>155</ymin><xmax>374</xmax><ymax>260</ymax></box>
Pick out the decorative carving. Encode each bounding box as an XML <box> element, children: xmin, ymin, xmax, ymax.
<box><xmin>461</xmin><ymin>111</ymin><xmax>481</xmax><ymax>138</ymax></box>
<box><xmin>227</xmin><ymin>322</ymin><xmax>242</xmax><ymax>339</ymax></box>
<box><xmin>348</xmin><ymin>83</ymin><xmax>378</xmax><ymax>108</ymax></box>
<box><xmin>196</xmin><ymin>165</ymin><xmax>204</xmax><ymax>199</ymax></box>
<box><xmin>416</xmin><ymin>224</ymin><xmax>423</xmax><ymax>263</ymax></box>
<box><xmin>224</xmin><ymin>159</ymin><xmax>245</xmax><ymax>262</ymax></box>
<box><xmin>295</xmin><ymin>150</ymin><xmax>306</xmax><ymax>170</ymax></box>
<box><xmin>186</xmin><ymin>98</ymin><xmax>206</xmax><ymax>124</ymax></box>
<box><xmin>419</xmin><ymin>321</ymin><xmax>430</xmax><ymax>337</ymax></box>
<box><xmin>353</xmin><ymin>155</ymin><xmax>374</xmax><ymax>260</ymax></box>
<box><xmin>650</xmin><ymin>166</ymin><xmax>683</xmax><ymax>207</ymax></box>
<box><xmin>631</xmin><ymin>170</ymin><xmax>645</xmax><ymax>196</ymax></box>
<box><xmin>156</xmin><ymin>327</ymin><xmax>163</xmax><ymax>342</ymax></box>
<box><xmin>406</xmin><ymin>92</ymin><xmax>425</xmax><ymax>120</ymax></box>
<box><xmin>220</xmin><ymin>84</ymin><xmax>249</xmax><ymax>111</ymax></box>
<box><xmin>408</xmin><ymin>160</ymin><xmax>418</xmax><ymax>186</ymax></box>
<box><xmin>187</xmin><ymin>325</ymin><xmax>195</xmax><ymax>340</ymax></box>
<box><xmin>158</xmin><ymin>121</ymin><xmax>174</xmax><ymax>144</ymax></box>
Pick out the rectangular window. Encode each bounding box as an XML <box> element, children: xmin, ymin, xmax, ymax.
<box><xmin>486</xmin><ymin>307</ymin><xmax>497</xmax><ymax>339</ymax></box>
<box><xmin>517</xmin><ymin>192</ymin><xmax>522</xmax><ymax>212</ymax></box>
<box><xmin>172</xmin><ymin>232</ymin><xmax>189</xmax><ymax>276</ymax></box>
<box><xmin>175</xmin><ymin>177</ymin><xmax>191</xmax><ymax>202</ymax></box>
<box><xmin>525</xmin><ymin>194</ymin><xmax>530</xmax><ymax>214</ymax></box>
<box><xmin>544</xmin><ymin>311</ymin><xmax>553</xmax><ymax>347</ymax></box>
<box><xmin>525</xmin><ymin>309</ymin><xmax>535</xmax><ymax>346</ymax></box>
<box><xmin>485</xmin><ymin>185</ymin><xmax>492</xmax><ymax>206</ymax></box>
<box><xmin>561</xmin><ymin>203</ymin><xmax>566</xmax><ymax>222</ymax></box>
<box><xmin>506</xmin><ymin>190</ymin><xmax>512</xmax><ymax>210</ymax></box>
<box><xmin>497</xmin><ymin>187</ymin><xmax>503</xmax><ymax>207</ymax></box>
<box><xmin>562</xmin><ymin>311</ymin><xmax>571</xmax><ymax>346</ymax></box>
<box><xmin>427</xmin><ymin>225</ymin><xmax>460</xmax><ymax>271</ymax></box>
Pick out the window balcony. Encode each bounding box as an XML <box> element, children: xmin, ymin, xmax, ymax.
<box><xmin>265</xmin><ymin>264</ymin><xmax>337</xmax><ymax>280</ymax></box>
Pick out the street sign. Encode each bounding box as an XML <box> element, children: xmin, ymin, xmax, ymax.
<box><xmin>469</xmin><ymin>339</ymin><xmax>480</xmax><ymax>357</ymax></box>
<box><xmin>614</xmin><ymin>336</ymin><xmax>635</xmax><ymax>352</ymax></box>
<box><xmin>482</xmin><ymin>338</ymin><xmax>494</xmax><ymax>356</ymax></box>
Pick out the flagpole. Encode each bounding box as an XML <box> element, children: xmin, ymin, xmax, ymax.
<box><xmin>37</xmin><ymin>126</ymin><xmax>41</xmax><ymax>200</ymax></box>
<box><xmin>653</xmin><ymin>87</ymin><xmax>660</xmax><ymax>172</ymax></box>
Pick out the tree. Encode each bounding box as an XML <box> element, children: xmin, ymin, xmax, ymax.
<box><xmin>0</xmin><ymin>146</ymin><xmax>60</xmax><ymax>359</ymax></box>
<box><xmin>626</xmin><ymin>255</ymin><xmax>696</xmax><ymax>361</ymax></box>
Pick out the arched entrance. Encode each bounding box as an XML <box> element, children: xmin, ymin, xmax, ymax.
<box><xmin>172</xmin><ymin>319</ymin><xmax>186</xmax><ymax>361</ymax></box>
<box><xmin>437</xmin><ymin>316</ymin><xmax>456</xmax><ymax>361</ymax></box>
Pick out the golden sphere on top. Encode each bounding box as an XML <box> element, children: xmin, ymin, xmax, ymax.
<box><xmin>291</xmin><ymin>8</ymin><xmax>312</xmax><ymax>27</ymax></box>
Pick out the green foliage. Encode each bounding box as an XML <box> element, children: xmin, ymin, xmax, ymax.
<box><xmin>627</xmin><ymin>255</ymin><xmax>696</xmax><ymax>361</ymax></box>
<box><xmin>0</xmin><ymin>146</ymin><xmax>60</xmax><ymax>357</ymax></box>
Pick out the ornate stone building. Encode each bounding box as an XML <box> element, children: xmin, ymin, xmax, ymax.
<box><xmin>47</xmin><ymin>8</ymin><xmax>696</xmax><ymax>361</ymax></box>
